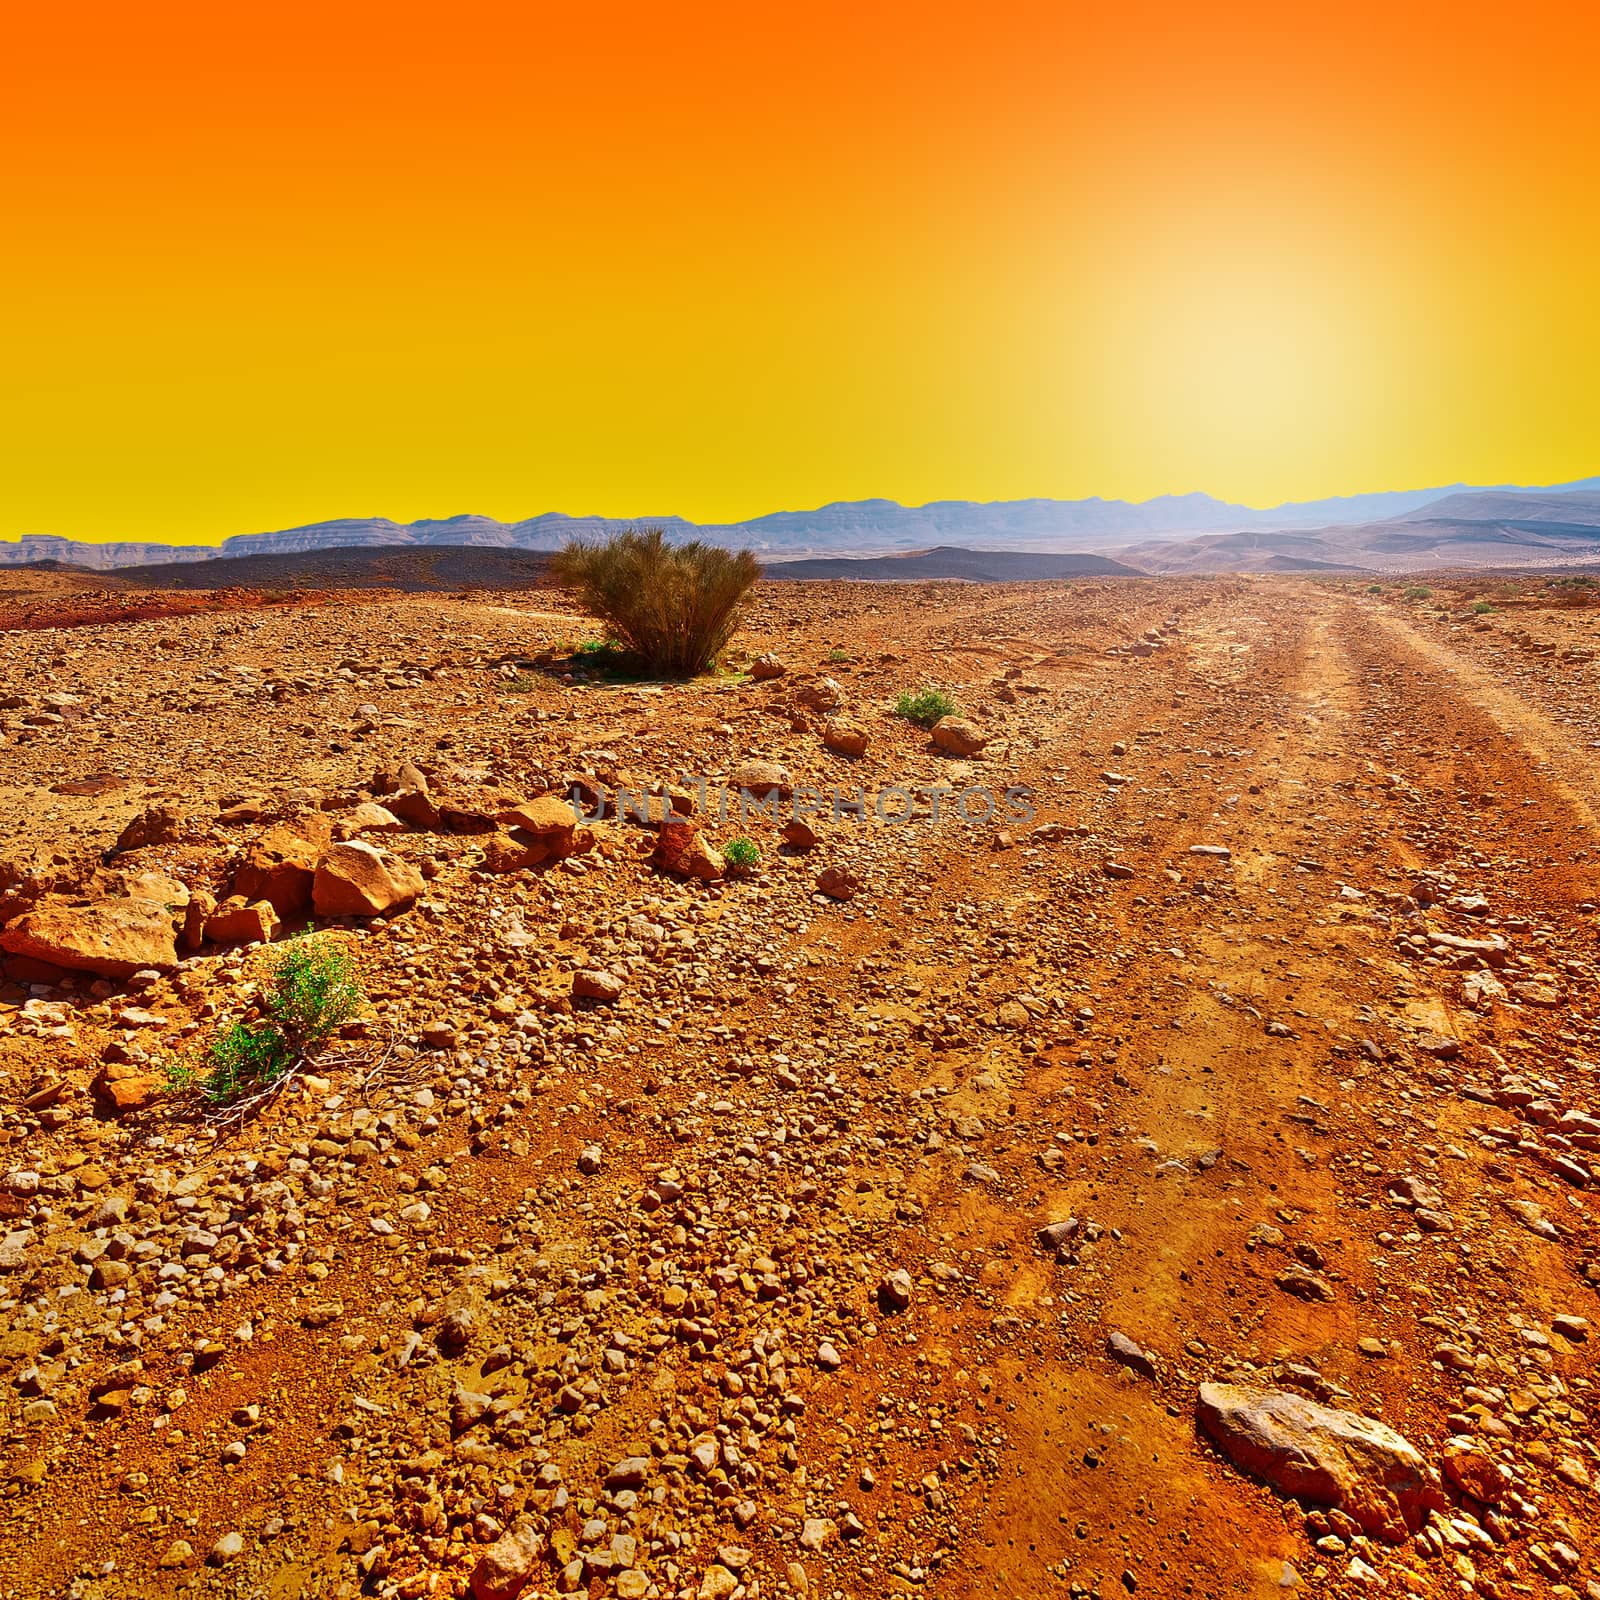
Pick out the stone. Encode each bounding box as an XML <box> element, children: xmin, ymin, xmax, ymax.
<box><xmin>880</xmin><ymin>1268</ymin><xmax>913</xmax><ymax>1310</ymax></box>
<box><xmin>730</xmin><ymin>759</ymin><xmax>792</xmax><ymax>797</ymax></box>
<box><xmin>312</xmin><ymin>841</ymin><xmax>424</xmax><ymax>917</ymax></box>
<box><xmin>1196</xmin><ymin>1382</ymin><xmax>1441</xmax><ymax>1541</ymax></box>
<box><xmin>1441</xmin><ymin>1438</ymin><xmax>1510</xmax><ymax>1505</ymax></box>
<box><xmin>931</xmin><ymin>716</ymin><xmax>986</xmax><ymax>756</ymax></box>
<box><xmin>815</xmin><ymin>864</ymin><xmax>860</xmax><ymax>900</ymax></box>
<box><xmin>654</xmin><ymin>819</ymin><xmax>725</xmax><ymax>881</ymax></box>
<box><xmin>471</xmin><ymin>1525</ymin><xmax>545</xmax><ymax>1600</ymax></box>
<box><xmin>749</xmin><ymin>653</ymin><xmax>786</xmax><ymax>680</ymax></box>
<box><xmin>1106</xmin><ymin>1330</ymin><xmax>1157</xmax><ymax>1378</ymax></box>
<box><xmin>0</xmin><ymin>895</ymin><xmax>178</xmax><ymax>978</ymax></box>
<box><xmin>822</xmin><ymin>719</ymin><xmax>869</xmax><ymax>757</ymax></box>
<box><xmin>209</xmin><ymin>1531</ymin><xmax>245</xmax><ymax>1564</ymax></box>
<box><xmin>232</xmin><ymin>816</ymin><xmax>332</xmax><ymax>915</ymax></box>
<box><xmin>573</xmin><ymin>969</ymin><xmax>624</xmax><ymax>1002</ymax></box>
<box><xmin>203</xmin><ymin>897</ymin><xmax>280</xmax><ymax>945</ymax></box>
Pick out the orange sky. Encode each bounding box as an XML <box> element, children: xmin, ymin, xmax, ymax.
<box><xmin>5</xmin><ymin>0</ymin><xmax>1597</xmax><ymax>543</ymax></box>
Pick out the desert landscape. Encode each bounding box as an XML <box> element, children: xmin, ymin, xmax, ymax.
<box><xmin>0</xmin><ymin>563</ymin><xmax>1596</xmax><ymax>1600</ymax></box>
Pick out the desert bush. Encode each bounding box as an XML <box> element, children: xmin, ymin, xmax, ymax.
<box><xmin>895</xmin><ymin>687</ymin><xmax>958</xmax><ymax>728</ymax></box>
<box><xmin>551</xmin><ymin>529</ymin><xmax>760</xmax><ymax>677</ymax></box>
<box><xmin>1404</xmin><ymin>585</ymin><xmax>1433</xmax><ymax>601</ymax></box>
<box><xmin>167</xmin><ymin>933</ymin><xmax>363</xmax><ymax>1107</ymax></box>
<box><xmin>723</xmin><ymin>836</ymin><xmax>760</xmax><ymax>872</ymax></box>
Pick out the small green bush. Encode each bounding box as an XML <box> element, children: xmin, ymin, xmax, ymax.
<box><xmin>501</xmin><ymin>672</ymin><xmax>540</xmax><ymax>693</ymax></box>
<box><xmin>827</xmin><ymin>647</ymin><xmax>853</xmax><ymax>663</ymax></box>
<box><xmin>551</xmin><ymin>529</ymin><xmax>761</xmax><ymax>677</ymax></box>
<box><xmin>168</xmin><ymin>933</ymin><xmax>364</xmax><ymax>1108</ymax></box>
<box><xmin>1472</xmin><ymin>601</ymin><xmax>1496</xmax><ymax>614</ymax></box>
<box><xmin>1404</xmin><ymin>585</ymin><xmax>1433</xmax><ymax>601</ymax></box>
<box><xmin>1366</xmin><ymin>584</ymin><xmax>1384</xmax><ymax>594</ymax></box>
<box><xmin>723</xmin><ymin>836</ymin><xmax>760</xmax><ymax>872</ymax></box>
<box><xmin>895</xmin><ymin>687</ymin><xmax>958</xmax><ymax>728</ymax></box>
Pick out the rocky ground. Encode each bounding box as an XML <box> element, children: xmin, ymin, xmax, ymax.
<box><xmin>0</xmin><ymin>572</ymin><xmax>1596</xmax><ymax>1600</ymax></box>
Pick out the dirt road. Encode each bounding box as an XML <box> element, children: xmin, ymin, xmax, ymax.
<box><xmin>0</xmin><ymin>577</ymin><xmax>1595</xmax><ymax>1600</ymax></box>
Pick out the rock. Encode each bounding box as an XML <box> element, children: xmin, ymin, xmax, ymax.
<box><xmin>577</xmin><ymin>1145</ymin><xmax>603</xmax><ymax>1175</ymax></box>
<box><xmin>1106</xmin><ymin>1330</ymin><xmax>1157</xmax><ymax>1378</ymax></box>
<box><xmin>471</xmin><ymin>1526</ymin><xmax>545</xmax><ymax>1600</ymax></box>
<box><xmin>203</xmin><ymin>897</ymin><xmax>280</xmax><ymax>945</ymax></box>
<box><xmin>931</xmin><ymin>716</ymin><xmax>987</xmax><ymax>756</ymax></box>
<box><xmin>1441</xmin><ymin>1438</ymin><xmax>1510</xmax><ymax>1505</ymax></box>
<box><xmin>492</xmin><ymin>796</ymin><xmax>582</xmax><ymax>868</ymax></box>
<box><xmin>115</xmin><ymin>805</ymin><xmax>184</xmax><ymax>852</ymax></box>
<box><xmin>1552</xmin><ymin>1313</ymin><xmax>1590</xmax><ymax>1342</ymax></box>
<box><xmin>698</xmin><ymin>1567</ymin><xmax>739</xmax><ymax>1600</ymax></box>
<box><xmin>654</xmin><ymin>818</ymin><xmax>725</xmax><ymax>881</ymax></box>
<box><xmin>93</xmin><ymin>1062</ymin><xmax>163</xmax><ymax>1117</ymax></box>
<box><xmin>1503</xmin><ymin>1198</ymin><xmax>1560</xmax><ymax>1240</ymax></box>
<box><xmin>157</xmin><ymin>1540</ymin><xmax>194</xmax><ymax>1569</ymax></box>
<box><xmin>606</xmin><ymin>1456</ymin><xmax>651</xmax><ymax>1490</ymax></box>
<box><xmin>1461</xmin><ymin>970</ymin><xmax>1507</xmax><ymax>1009</ymax></box>
<box><xmin>209</xmin><ymin>1531</ymin><xmax>244</xmax><ymax>1565</ymax></box>
<box><xmin>799</xmin><ymin>1517</ymin><xmax>836</xmax><ymax>1551</ymax></box>
<box><xmin>749</xmin><ymin>653</ymin><xmax>787</xmax><ymax>680</ymax></box>
<box><xmin>730</xmin><ymin>759</ymin><xmax>792</xmax><ymax>797</ymax></box>
<box><xmin>879</xmin><ymin>1268</ymin><xmax>913</xmax><ymax>1310</ymax></box>
<box><xmin>815</xmin><ymin>864</ymin><xmax>860</xmax><ymax>900</ymax></box>
<box><xmin>0</xmin><ymin>895</ymin><xmax>178</xmax><ymax>977</ymax></box>
<box><xmin>312</xmin><ymin>841</ymin><xmax>424</xmax><ymax>917</ymax></box>
<box><xmin>1275</xmin><ymin>1265</ymin><xmax>1336</xmax><ymax>1303</ymax></box>
<box><xmin>1038</xmin><ymin>1218</ymin><xmax>1079</xmax><ymax>1255</ymax></box>
<box><xmin>1196</xmin><ymin>1382</ymin><xmax>1441</xmax><ymax>1541</ymax></box>
<box><xmin>573</xmin><ymin>969</ymin><xmax>624</xmax><ymax>1002</ymax></box>
<box><xmin>822</xmin><ymin>719</ymin><xmax>869</xmax><ymax>757</ymax></box>
<box><xmin>232</xmin><ymin>816</ymin><xmax>332</xmax><ymax>915</ymax></box>
<box><xmin>782</xmin><ymin>819</ymin><xmax>820</xmax><ymax>850</ymax></box>
<box><xmin>793</xmin><ymin>677</ymin><xmax>842</xmax><ymax>710</ymax></box>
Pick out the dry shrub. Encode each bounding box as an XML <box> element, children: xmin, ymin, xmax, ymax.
<box><xmin>551</xmin><ymin>528</ymin><xmax>761</xmax><ymax>677</ymax></box>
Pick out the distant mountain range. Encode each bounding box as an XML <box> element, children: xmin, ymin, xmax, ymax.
<box><xmin>3</xmin><ymin>477</ymin><xmax>1599</xmax><ymax>574</ymax></box>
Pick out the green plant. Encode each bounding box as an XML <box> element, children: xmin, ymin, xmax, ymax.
<box><xmin>501</xmin><ymin>672</ymin><xmax>540</xmax><ymax>693</ymax></box>
<box><xmin>169</xmin><ymin>933</ymin><xmax>364</xmax><ymax>1109</ymax></box>
<box><xmin>723</xmin><ymin>836</ymin><xmax>760</xmax><ymax>872</ymax></box>
<box><xmin>1366</xmin><ymin>584</ymin><xmax>1384</xmax><ymax>594</ymax></box>
<box><xmin>1404</xmin><ymin>585</ymin><xmax>1433</xmax><ymax>601</ymax></box>
<box><xmin>827</xmin><ymin>647</ymin><xmax>853</xmax><ymax>663</ymax></box>
<box><xmin>895</xmin><ymin>687</ymin><xmax>958</xmax><ymax>728</ymax></box>
<box><xmin>1472</xmin><ymin>601</ymin><xmax>1496</xmax><ymax>614</ymax></box>
<box><xmin>550</xmin><ymin>528</ymin><xmax>761</xmax><ymax>677</ymax></box>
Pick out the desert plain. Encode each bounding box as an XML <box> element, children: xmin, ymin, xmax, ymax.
<box><xmin>0</xmin><ymin>565</ymin><xmax>1597</xmax><ymax>1600</ymax></box>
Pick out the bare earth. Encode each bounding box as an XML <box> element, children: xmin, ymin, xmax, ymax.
<box><xmin>0</xmin><ymin>573</ymin><xmax>1597</xmax><ymax>1600</ymax></box>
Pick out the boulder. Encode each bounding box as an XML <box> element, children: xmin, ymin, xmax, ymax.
<box><xmin>1196</xmin><ymin>1382</ymin><xmax>1441</xmax><ymax>1541</ymax></box>
<box><xmin>0</xmin><ymin>896</ymin><xmax>178</xmax><ymax>978</ymax></box>
<box><xmin>312</xmin><ymin>842</ymin><xmax>424</xmax><ymax>917</ymax></box>
<box><xmin>749</xmin><ymin>653</ymin><xmax>787</xmax><ymax>681</ymax></box>
<box><xmin>815</xmin><ymin>864</ymin><xmax>860</xmax><ymax>900</ymax></box>
<box><xmin>480</xmin><ymin>797</ymin><xmax>587</xmax><ymax>873</ymax></box>
<box><xmin>573</xmin><ymin>969</ymin><xmax>624</xmax><ymax>1002</ymax></box>
<box><xmin>822</xmin><ymin>719</ymin><xmax>869</xmax><ymax>758</ymax></box>
<box><xmin>470</xmin><ymin>1525</ymin><xmax>545</xmax><ymax>1600</ymax></box>
<box><xmin>115</xmin><ymin>805</ymin><xmax>184</xmax><ymax>852</ymax></box>
<box><xmin>730</xmin><ymin>760</ymin><xmax>791</xmax><ymax>798</ymax></box>
<box><xmin>334</xmin><ymin>801</ymin><xmax>406</xmax><ymax>838</ymax></box>
<box><xmin>654</xmin><ymin>819</ymin><xmax>725</xmax><ymax>881</ymax></box>
<box><xmin>1441</xmin><ymin>1438</ymin><xmax>1510</xmax><ymax>1505</ymax></box>
<box><xmin>232</xmin><ymin>816</ymin><xmax>333</xmax><ymax>916</ymax></box>
<box><xmin>203</xmin><ymin>898</ymin><xmax>280</xmax><ymax>946</ymax></box>
<box><xmin>794</xmin><ymin>677</ymin><xmax>843</xmax><ymax>710</ymax></box>
<box><xmin>932</xmin><ymin>716</ymin><xmax>987</xmax><ymax>757</ymax></box>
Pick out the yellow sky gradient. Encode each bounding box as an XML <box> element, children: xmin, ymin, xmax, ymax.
<box><xmin>5</xmin><ymin>0</ymin><xmax>1597</xmax><ymax>544</ymax></box>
